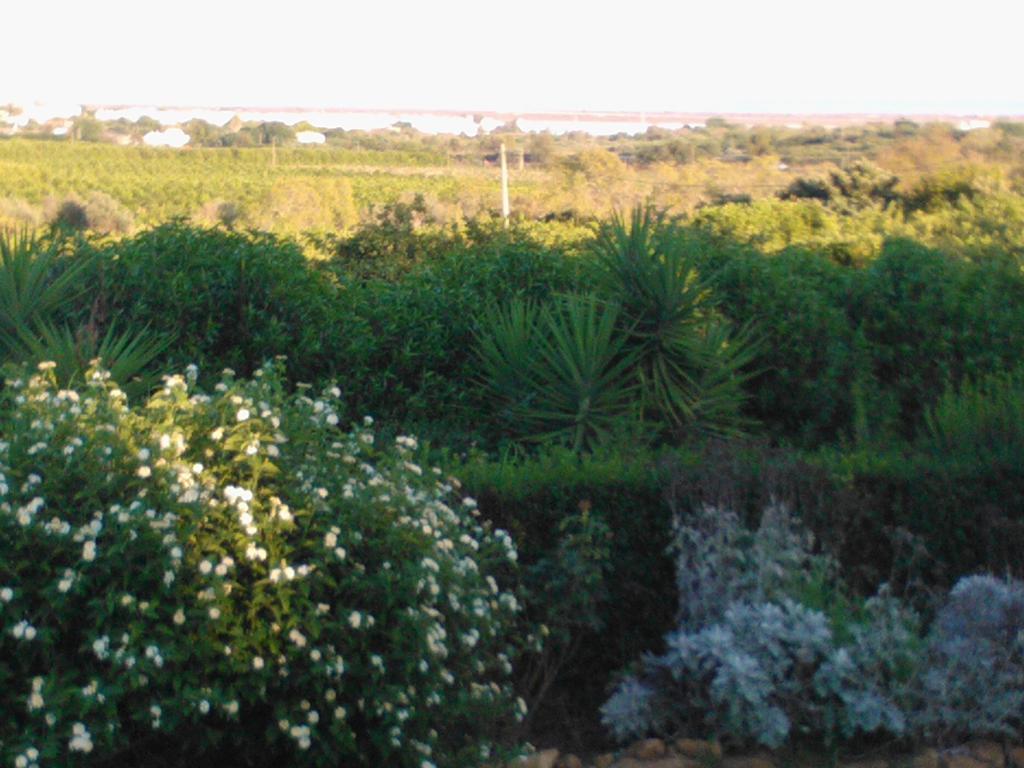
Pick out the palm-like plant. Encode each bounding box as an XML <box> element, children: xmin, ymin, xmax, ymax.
<box><xmin>14</xmin><ymin>322</ymin><xmax>174</xmax><ymax>398</ymax></box>
<box><xmin>590</xmin><ymin>206</ymin><xmax>760</xmax><ymax>437</ymax></box>
<box><xmin>475</xmin><ymin>295</ymin><xmax>640</xmax><ymax>452</ymax></box>
<box><xmin>0</xmin><ymin>230</ymin><xmax>92</xmax><ymax>356</ymax></box>
<box><xmin>1</xmin><ymin>230</ymin><xmax>173</xmax><ymax>395</ymax></box>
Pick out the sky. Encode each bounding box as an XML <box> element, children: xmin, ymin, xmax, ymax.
<box><xmin>3</xmin><ymin>0</ymin><xmax>1022</xmax><ymax>115</ymax></box>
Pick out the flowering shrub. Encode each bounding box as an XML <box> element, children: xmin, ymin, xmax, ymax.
<box><xmin>0</xmin><ymin>361</ymin><xmax>525</xmax><ymax>767</ymax></box>
<box><xmin>602</xmin><ymin>504</ymin><xmax>920</xmax><ymax>748</ymax></box>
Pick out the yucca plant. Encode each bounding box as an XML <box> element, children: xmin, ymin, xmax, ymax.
<box><xmin>1</xmin><ymin>229</ymin><xmax>173</xmax><ymax>396</ymax></box>
<box><xmin>590</xmin><ymin>206</ymin><xmax>760</xmax><ymax>437</ymax></box>
<box><xmin>475</xmin><ymin>294</ymin><xmax>640</xmax><ymax>452</ymax></box>
<box><xmin>13</xmin><ymin>321</ymin><xmax>174</xmax><ymax>398</ymax></box>
<box><xmin>0</xmin><ymin>229</ymin><xmax>92</xmax><ymax>356</ymax></box>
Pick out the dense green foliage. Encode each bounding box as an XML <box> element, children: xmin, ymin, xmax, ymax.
<box><xmin>3</xmin><ymin>124</ymin><xmax>1024</xmax><ymax>759</ymax></box>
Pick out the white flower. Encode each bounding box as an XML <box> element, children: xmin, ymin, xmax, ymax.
<box><xmin>236</xmin><ymin>408</ymin><xmax>250</xmax><ymax>422</ymax></box>
<box><xmin>68</xmin><ymin>722</ymin><xmax>93</xmax><ymax>753</ymax></box>
<box><xmin>199</xmin><ymin>699</ymin><xmax>210</xmax><ymax>714</ymax></box>
<box><xmin>1</xmin><ymin>587</ymin><xmax>13</xmax><ymax>602</ymax></box>
<box><xmin>137</xmin><ymin>466</ymin><xmax>152</xmax><ymax>479</ymax></box>
<box><xmin>173</xmin><ymin>609</ymin><xmax>185</xmax><ymax>625</ymax></box>
<box><xmin>252</xmin><ymin>656</ymin><xmax>265</xmax><ymax>671</ymax></box>
<box><xmin>92</xmin><ymin>636</ymin><xmax>110</xmax><ymax>659</ymax></box>
<box><xmin>348</xmin><ymin>611</ymin><xmax>362</xmax><ymax>629</ymax></box>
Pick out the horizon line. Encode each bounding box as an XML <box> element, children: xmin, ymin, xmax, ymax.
<box><xmin>8</xmin><ymin>101</ymin><xmax>1024</xmax><ymax>123</ymax></box>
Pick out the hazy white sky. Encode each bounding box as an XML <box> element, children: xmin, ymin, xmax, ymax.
<box><xmin>4</xmin><ymin>0</ymin><xmax>1022</xmax><ymax>114</ymax></box>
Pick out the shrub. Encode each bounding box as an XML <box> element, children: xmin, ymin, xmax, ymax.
<box><xmin>0</xmin><ymin>361</ymin><xmax>526</xmax><ymax>767</ymax></box>
<box><xmin>588</xmin><ymin>207</ymin><xmax>758</xmax><ymax>439</ymax></box>
<box><xmin>0</xmin><ymin>231</ymin><xmax>170</xmax><ymax>393</ymax></box>
<box><xmin>693</xmin><ymin>240</ymin><xmax>860</xmax><ymax>446</ymax></box>
<box><xmin>49</xmin><ymin>197</ymin><xmax>89</xmax><ymax>232</ymax></box>
<box><xmin>602</xmin><ymin>503</ymin><xmax>920</xmax><ymax>749</ymax></box>
<box><xmin>93</xmin><ymin>223</ymin><xmax>343</xmax><ymax>383</ymax></box>
<box><xmin>81</xmin><ymin>191</ymin><xmax>134</xmax><ymax>234</ymax></box>
<box><xmin>670</xmin><ymin>503</ymin><xmax>827</xmax><ymax>632</ymax></box>
<box><xmin>473</xmin><ymin>209</ymin><xmax>760</xmax><ymax>450</ymax></box>
<box><xmin>914</xmin><ymin>575</ymin><xmax>1024</xmax><ymax>742</ymax></box>
<box><xmin>820</xmin><ymin>446</ymin><xmax>1024</xmax><ymax>589</ymax></box>
<box><xmin>328</xmin><ymin>231</ymin><xmax>577</xmax><ymax>444</ymax></box>
<box><xmin>46</xmin><ymin>193</ymin><xmax>134</xmax><ymax>234</ymax></box>
<box><xmin>922</xmin><ymin>367</ymin><xmax>1024</xmax><ymax>470</ymax></box>
<box><xmin>457</xmin><ymin>446</ymin><xmax>674</xmax><ymax>748</ymax></box>
<box><xmin>0</xmin><ymin>197</ymin><xmax>43</xmax><ymax>228</ymax></box>
<box><xmin>0</xmin><ymin>231</ymin><xmax>91</xmax><ymax>358</ymax></box>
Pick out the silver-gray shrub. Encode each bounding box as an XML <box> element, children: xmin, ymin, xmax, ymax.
<box><xmin>602</xmin><ymin>504</ymin><xmax>921</xmax><ymax>748</ymax></box>
<box><xmin>813</xmin><ymin>588</ymin><xmax>920</xmax><ymax>741</ymax></box>
<box><xmin>672</xmin><ymin>503</ymin><xmax>823</xmax><ymax>630</ymax></box>
<box><xmin>913</xmin><ymin>574</ymin><xmax>1024</xmax><ymax>741</ymax></box>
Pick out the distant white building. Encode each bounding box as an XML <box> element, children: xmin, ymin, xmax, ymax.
<box><xmin>295</xmin><ymin>130</ymin><xmax>326</xmax><ymax>145</ymax></box>
<box><xmin>957</xmin><ymin>119</ymin><xmax>991</xmax><ymax>131</ymax></box>
<box><xmin>143</xmin><ymin>127</ymin><xmax>190</xmax><ymax>148</ymax></box>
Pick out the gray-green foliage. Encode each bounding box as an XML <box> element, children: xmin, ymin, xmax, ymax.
<box><xmin>602</xmin><ymin>504</ymin><xmax>921</xmax><ymax>748</ymax></box>
<box><xmin>813</xmin><ymin>589</ymin><xmax>919</xmax><ymax>741</ymax></box>
<box><xmin>914</xmin><ymin>575</ymin><xmax>1024</xmax><ymax>741</ymax></box>
<box><xmin>672</xmin><ymin>503</ymin><xmax>822</xmax><ymax>631</ymax></box>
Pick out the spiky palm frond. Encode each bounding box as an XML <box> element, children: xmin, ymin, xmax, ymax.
<box><xmin>475</xmin><ymin>295</ymin><xmax>640</xmax><ymax>452</ymax></box>
<box><xmin>590</xmin><ymin>205</ymin><xmax>760</xmax><ymax>437</ymax></box>
<box><xmin>0</xmin><ymin>230</ymin><xmax>93</xmax><ymax>356</ymax></box>
<box><xmin>13</xmin><ymin>322</ymin><xmax>174</xmax><ymax>399</ymax></box>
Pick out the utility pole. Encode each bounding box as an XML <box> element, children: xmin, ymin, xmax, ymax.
<box><xmin>500</xmin><ymin>141</ymin><xmax>510</xmax><ymax>228</ymax></box>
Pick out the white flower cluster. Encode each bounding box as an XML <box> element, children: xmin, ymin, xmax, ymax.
<box><xmin>68</xmin><ymin>722</ymin><xmax>93</xmax><ymax>753</ymax></box>
<box><xmin>1</xmin><ymin>362</ymin><xmax>524</xmax><ymax>767</ymax></box>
